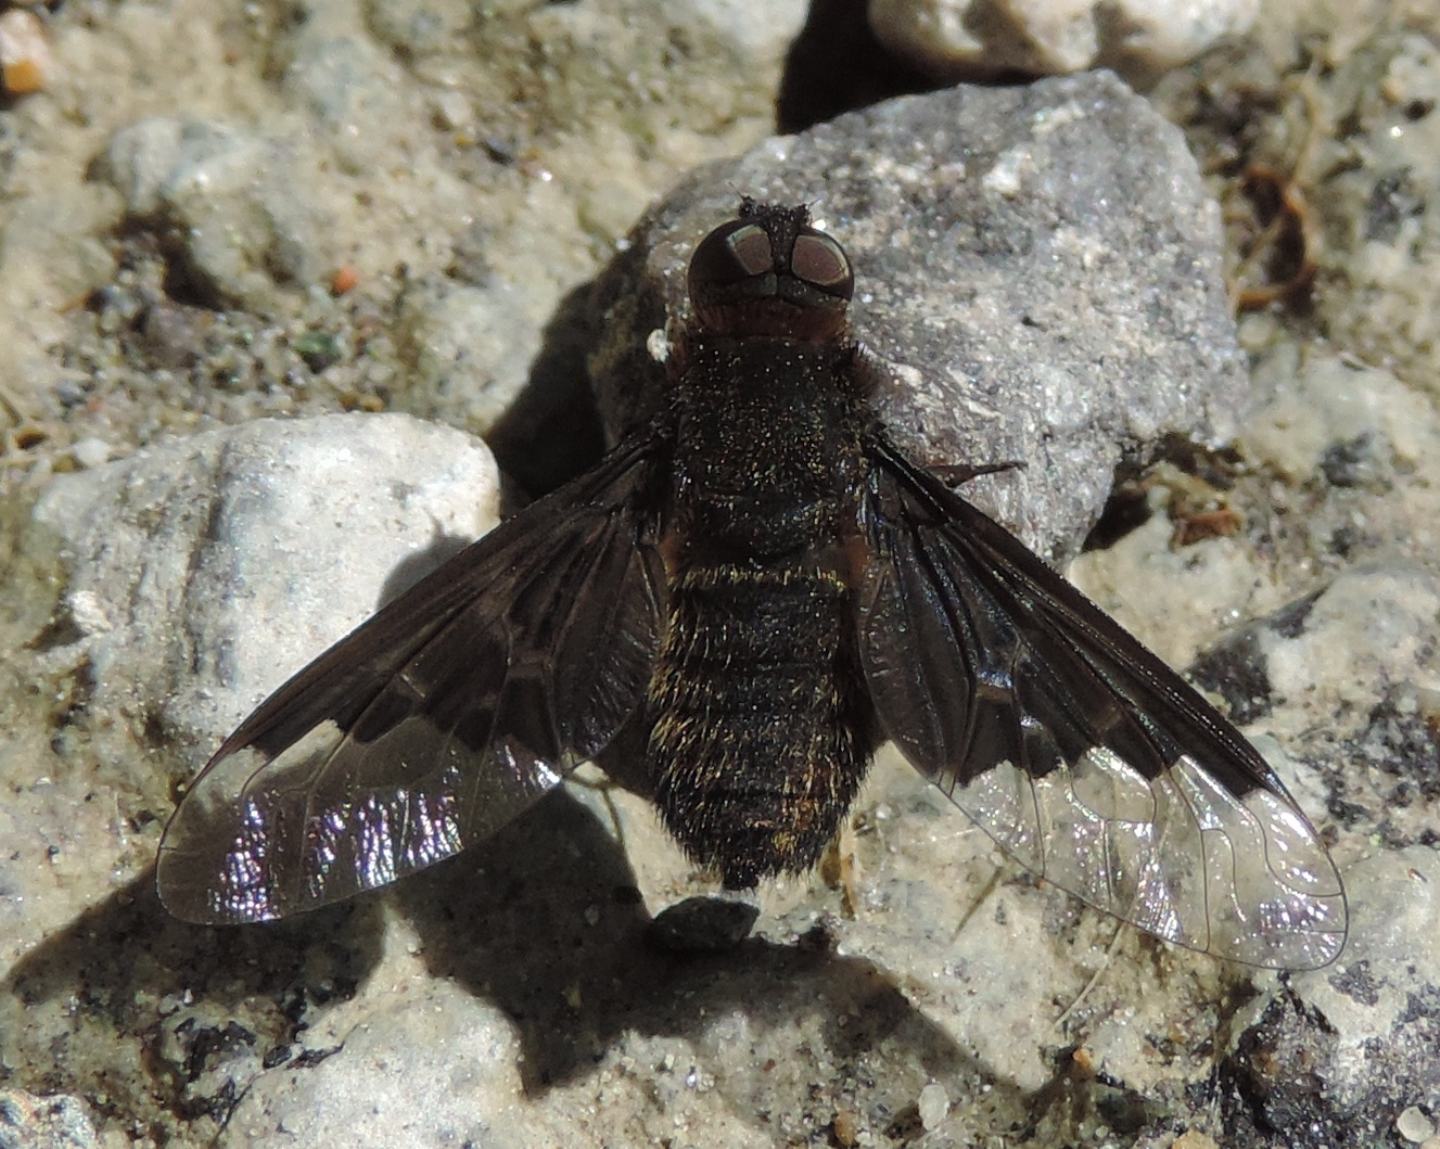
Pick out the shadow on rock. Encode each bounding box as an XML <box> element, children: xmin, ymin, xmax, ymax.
<box><xmin>1</xmin><ymin>865</ymin><xmax>384</xmax><ymax>1125</ymax></box>
<box><xmin>486</xmin><ymin>278</ymin><xmax>609</xmax><ymax>500</ymax></box>
<box><xmin>401</xmin><ymin>787</ymin><xmax>978</xmax><ymax>1097</ymax></box>
<box><xmin>5</xmin><ymin>869</ymin><xmax>384</xmax><ymax>1021</ymax></box>
<box><xmin>776</xmin><ymin>0</ymin><xmax>936</xmax><ymax>135</ymax></box>
<box><xmin>5</xmin><ymin>788</ymin><xmax>989</xmax><ymax>1119</ymax></box>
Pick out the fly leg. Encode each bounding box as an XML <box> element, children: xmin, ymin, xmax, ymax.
<box><xmin>851</xmin><ymin>344</ymin><xmax>1028</xmax><ymax>491</ymax></box>
<box><xmin>927</xmin><ymin>459</ymin><xmax>1027</xmax><ymax>488</ymax></box>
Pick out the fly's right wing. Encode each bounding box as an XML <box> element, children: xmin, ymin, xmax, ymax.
<box><xmin>856</xmin><ymin>437</ymin><xmax>1346</xmax><ymax>969</ymax></box>
<box><xmin>157</xmin><ymin>433</ymin><xmax>667</xmax><ymax>924</ymax></box>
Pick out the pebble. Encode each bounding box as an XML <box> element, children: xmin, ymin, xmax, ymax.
<box><xmin>0</xmin><ymin>8</ymin><xmax>50</xmax><ymax>95</ymax></box>
<box><xmin>646</xmin><ymin>895</ymin><xmax>760</xmax><ymax>953</ymax></box>
<box><xmin>1399</xmin><ymin>1106</ymin><xmax>1436</xmax><ymax>1143</ymax></box>
<box><xmin>70</xmin><ymin>437</ymin><xmax>112</xmax><ymax>470</ymax></box>
<box><xmin>917</xmin><ymin>1082</ymin><xmax>949</xmax><ymax>1130</ymax></box>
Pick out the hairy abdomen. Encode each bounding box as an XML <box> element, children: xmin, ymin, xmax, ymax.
<box><xmin>647</xmin><ymin>559</ymin><xmax>869</xmax><ymax>888</ymax></box>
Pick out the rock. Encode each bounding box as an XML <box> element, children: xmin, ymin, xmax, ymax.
<box><xmin>0</xmin><ymin>1089</ymin><xmax>103</xmax><ymax>1149</ymax></box>
<box><xmin>1399</xmin><ymin>1108</ymin><xmax>1437</xmax><ymax>1145</ymax></box>
<box><xmin>647</xmin><ymin>894</ymin><xmax>761</xmax><ymax>953</ymax></box>
<box><xmin>217</xmin><ymin>978</ymin><xmax>525</xmax><ymax>1149</ymax></box>
<box><xmin>28</xmin><ymin>413</ymin><xmax>499</xmax><ymax>774</ymax></box>
<box><xmin>867</xmin><ymin>0</ymin><xmax>1259</xmax><ymax>82</ymax></box>
<box><xmin>1187</xmin><ymin>565</ymin><xmax>1440</xmax><ymax>745</ymax></box>
<box><xmin>1241</xmin><ymin>352</ymin><xmax>1437</xmax><ymax>485</ymax></box>
<box><xmin>0</xmin><ymin>8</ymin><xmax>50</xmax><ymax>96</ymax></box>
<box><xmin>95</xmin><ymin>118</ymin><xmax>232</xmax><ymax>219</ymax></box>
<box><xmin>69</xmin><ymin>438</ymin><xmax>112</xmax><ymax>470</ymax></box>
<box><xmin>95</xmin><ymin>117</ymin><xmax>328</xmax><ymax>308</ymax></box>
<box><xmin>590</xmin><ymin>71</ymin><xmax>1247</xmax><ymax>563</ymax></box>
<box><xmin>1221</xmin><ymin>846</ymin><xmax>1440</xmax><ymax>1144</ymax></box>
<box><xmin>392</xmin><ymin>275</ymin><xmax>540</xmax><ymax>434</ymax></box>
<box><xmin>917</xmin><ymin>1081</ymin><xmax>950</xmax><ymax>1130</ymax></box>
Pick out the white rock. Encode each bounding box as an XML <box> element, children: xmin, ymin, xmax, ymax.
<box><xmin>917</xmin><ymin>1081</ymin><xmax>950</xmax><ymax>1130</ymax></box>
<box><xmin>1399</xmin><ymin>1106</ymin><xmax>1437</xmax><ymax>1144</ymax></box>
<box><xmin>70</xmin><ymin>437</ymin><xmax>113</xmax><ymax>470</ymax></box>
<box><xmin>220</xmin><ymin>979</ymin><xmax>525</xmax><ymax>1149</ymax></box>
<box><xmin>30</xmin><ymin>412</ymin><xmax>500</xmax><ymax>771</ymax></box>
<box><xmin>868</xmin><ymin>0</ymin><xmax>1258</xmax><ymax>81</ymax></box>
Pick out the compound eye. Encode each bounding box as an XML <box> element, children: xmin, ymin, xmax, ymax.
<box><xmin>689</xmin><ymin>222</ymin><xmax>775</xmax><ymax>290</ymax></box>
<box><xmin>790</xmin><ymin>231</ymin><xmax>853</xmax><ymax>300</ymax></box>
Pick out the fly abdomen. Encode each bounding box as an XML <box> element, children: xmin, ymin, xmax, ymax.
<box><xmin>647</xmin><ymin>559</ymin><xmax>870</xmax><ymax>888</ymax></box>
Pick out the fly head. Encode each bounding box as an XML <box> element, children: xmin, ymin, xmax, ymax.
<box><xmin>687</xmin><ymin>200</ymin><xmax>853</xmax><ymax>341</ymax></box>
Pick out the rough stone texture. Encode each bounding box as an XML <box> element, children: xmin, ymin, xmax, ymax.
<box><xmin>0</xmin><ymin>1089</ymin><xmax>107</xmax><ymax>1149</ymax></box>
<box><xmin>0</xmin><ymin>0</ymin><xmax>808</xmax><ymax>492</ymax></box>
<box><xmin>27</xmin><ymin>413</ymin><xmax>499</xmax><ymax>776</ymax></box>
<box><xmin>591</xmin><ymin>71</ymin><xmax>1248</xmax><ymax>563</ymax></box>
<box><xmin>868</xmin><ymin>0</ymin><xmax>1259</xmax><ymax>83</ymax></box>
<box><xmin>1151</xmin><ymin>3</ymin><xmax>1440</xmax><ymax>403</ymax></box>
<box><xmin>1220</xmin><ymin>846</ymin><xmax>1440</xmax><ymax>1148</ymax></box>
<box><xmin>0</xmin><ymin>414</ymin><xmax>497</xmax><ymax>996</ymax></box>
<box><xmin>94</xmin><ymin>117</ymin><xmax>330</xmax><ymax>310</ymax></box>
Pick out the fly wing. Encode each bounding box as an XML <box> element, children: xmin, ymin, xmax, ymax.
<box><xmin>157</xmin><ymin>434</ymin><xmax>667</xmax><ymax>924</ymax></box>
<box><xmin>857</xmin><ymin>438</ymin><xmax>1347</xmax><ymax>969</ymax></box>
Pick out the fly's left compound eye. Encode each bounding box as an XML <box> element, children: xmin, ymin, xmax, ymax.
<box><xmin>790</xmin><ymin>231</ymin><xmax>853</xmax><ymax>302</ymax></box>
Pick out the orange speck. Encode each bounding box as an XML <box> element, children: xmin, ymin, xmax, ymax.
<box><xmin>331</xmin><ymin>264</ymin><xmax>360</xmax><ymax>295</ymax></box>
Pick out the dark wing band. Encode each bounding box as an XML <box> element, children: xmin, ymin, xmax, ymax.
<box><xmin>157</xmin><ymin>433</ymin><xmax>666</xmax><ymax>924</ymax></box>
<box><xmin>858</xmin><ymin>437</ymin><xmax>1347</xmax><ymax>969</ymax></box>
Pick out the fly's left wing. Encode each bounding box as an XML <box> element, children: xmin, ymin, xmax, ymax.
<box><xmin>856</xmin><ymin>437</ymin><xmax>1347</xmax><ymax>969</ymax></box>
<box><xmin>157</xmin><ymin>433</ymin><xmax>667</xmax><ymax>924</ymax></box>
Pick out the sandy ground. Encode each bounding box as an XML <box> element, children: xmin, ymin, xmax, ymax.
<box><xmin>1</xmin><ymin>1</ymin><xmax>1438</xmax><ymax>1147</ymax></box>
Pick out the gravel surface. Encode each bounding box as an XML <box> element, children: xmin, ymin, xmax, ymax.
<box><xmin>1</xmin><ymin>1</ymin><xmax>1437</xmax><ymax>1147</ymax></box>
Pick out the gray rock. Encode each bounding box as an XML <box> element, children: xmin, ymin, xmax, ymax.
<box><xmin>28</xmin><ymin>413</ymin><xmax>499</xmax><ymax>774</ymax></box>
<box><xmin>95</xmin><ymin>117</ymin><xmax>328</xmax><ymax>309</ymax></box>
<box><xmin>647</xmin><ymin>894</ymin><xmax>761</xmax><ymax>953</ymax></box>
<box><xmin>590</xmin><ymin>71</ymin><xmax>1247</xmax><ymax>562</ymax></box>
<box><xmin>392</xmin><ymin>274</ymin><xmax>541</xmax><ymax>435</ymax></box>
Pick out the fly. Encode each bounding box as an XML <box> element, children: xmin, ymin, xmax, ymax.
<box><xmin>157</xmin><ymin>199</ymin><xmax>1347</xmax><ymax>970</ymax></box>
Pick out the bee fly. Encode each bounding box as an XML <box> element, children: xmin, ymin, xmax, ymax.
<box><xmin>158</xmin><ymin>200</ymin><xmax>1347</xmax><ymax>969</ymax></box>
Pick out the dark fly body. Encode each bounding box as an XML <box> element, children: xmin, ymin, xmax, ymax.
<box><xmin>158</xmin><ymin>200</ymin><xmax>1347</xmax><ymax>970</ymax></box>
